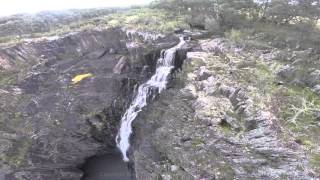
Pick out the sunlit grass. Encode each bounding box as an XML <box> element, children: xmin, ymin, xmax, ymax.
<box><xmin>0</xmin><ymin>8</ymin><xmax>188</xmax><ymax>47</ymax></box>
<box><xmin>105</xmin><ymin>8</ymin><xmax>188</xmax><ymax>33</ymax></box>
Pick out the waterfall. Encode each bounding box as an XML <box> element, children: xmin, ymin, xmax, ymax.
<box><xmin>116</xmin><ymin>37</ymin><xmax>186</xmax><ymax>162</ymax></box>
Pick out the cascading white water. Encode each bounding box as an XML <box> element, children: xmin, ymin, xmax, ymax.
<box><xmin>116</xmin><ymin>37</ymin><xmax>186</xmax><ymax>162</ymax></box>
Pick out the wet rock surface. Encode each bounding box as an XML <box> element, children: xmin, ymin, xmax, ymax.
<box><xmin>81</xmin><ymin>151</ymin><xmax>132</xmax><ymax>180</ymax></box>
<box><xmin>0</xmin><ymin>27</ymin><xmax>179</xmax><ymax>179</ymax></box>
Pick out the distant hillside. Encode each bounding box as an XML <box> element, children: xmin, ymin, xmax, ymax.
<box><xmin>0</xmin><ymin>8</ymin><xmax>121</xmax><ymax>42</ymax></box>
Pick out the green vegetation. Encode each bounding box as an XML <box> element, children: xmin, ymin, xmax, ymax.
<box><xmin>219</xmin><ymin>120</ymin><xmax>232</xmax><ymax>133</ymax></box>
<box><xmin>1</xmin><ymin>1</ymin><xmax>318</xmax><ymax>50</ymax></box>
<box><xmin>310</xmin><ymin>153</ymin><xmax>320</xmax><ymax>174</ymax></box>
<box><xmin>152</xmin><ymin>0</ymin><xmax>320</xmax><ymax>50</ymax></box>
<box><xmin>223</xmin><ymin>22</ymin><xmax>320</xmax><ymax>50</ymax></box>
<box><xmin>237</xmin><ymin>59</ymin><xmax>320</xmax><ymax>150</ymax></box>
<box><xmin>225</xmin><ymin>29</ymin><xmax>247</xmax><ymax>42</ymax></box>
<box><xmin>191</xmin><ymin>138</ymin><xmax>205</xmax><ymax>146</ymax></box>
<box><xmin>0</xmin><ymin>8</ymin><xmax>116</xmax><ymax>44</ymax></box>
<box><xmin>2</xmin><ymin>138</ymin><xmax>32</xmax><ymax>168</ymax></box>
<box><xmin>0</xmin><ymin>8</ymin><xmax>188</xmax><ymax>46</ymax></box>
<box><xmin>260</xmin><ymin>84</ymin><xmax>320</xmax><ymax>155</ymax></box>
<box><xmin>0</xmin><ymin>71</ymin><xmax>17</xmax><ymax>86</ymax></box>
<box><xmin>274</xmin><ymin>86</ymin><xmax>320</xmax><ymax>124</ymax></box>
<box><xmin>152</xmin><ymin>0</ymin><xmax>320</xmax><ymax>27</ymax></box>
<box><xmin>103</xmin><ymin>8</ymin><xmax>189</xmax><ymax>33</ymax></box>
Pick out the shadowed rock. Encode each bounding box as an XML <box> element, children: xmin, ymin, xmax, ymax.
<box><xmin>113</xmin><ymin>56</ymin><xmax>131</xmax><ymax>74</ymax></box>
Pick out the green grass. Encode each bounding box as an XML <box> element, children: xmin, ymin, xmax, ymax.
<box><xmin>191</xmin><ymin>138</ymin><xmax>205</xmax><ymax>147</ymax></box>
<box><xmin>0</xmin><ymin>8</ymin><xmax>188</xmax><ymax>46</ymax></box>
<box><xmin>105</xmin><ymin>8</ymin><xmax>189</xmax><ymax>33</ymax></box>
<box><xmin>0</xmin><ymin>71</ymin><xmax>18</xmax><ymax>86</ymax></box>
<box><xmin>2</xmin><ymin>137</ymin><xmax>32</xmax><ymax>168</ymax></box>
<box><xmin>223</xmin><ymin>21</ymin><xmax>320</xmax><ymax>52</ymax></box>
<box><xmin>230</xmin><ymin>56</ymin><xmax>320</xmax><ymax>153</ymax></box>
<box><xmin>310</xmin><ymin>153</ymin><xmax>320</xmax><ymax>174</ymax></box>
<box><xmin>269</xmin><ymin>85</ymin><xmax>320</xmax><ymax>151</ymax></box>
<box><xmin>225</xmin><ymin>28</ymin><xmax>248</xmax><ymax>43</ymax></box>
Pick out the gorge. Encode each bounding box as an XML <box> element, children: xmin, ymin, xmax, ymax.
<box><xmin>1</xmin><ymin>3</ymin><xmax>320</xmax><ymax>180</ymax></box>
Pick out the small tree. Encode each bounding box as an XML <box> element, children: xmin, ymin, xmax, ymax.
<box><xmin>264</xmin><ymin>0</ymin><xmax>320</xmax><ymax>25</ymax></box>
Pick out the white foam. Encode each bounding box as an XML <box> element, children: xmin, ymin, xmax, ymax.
<box><xmin>116</xmin><ymin>37</ymin><xmax>186</xmax><ymax>162</ymax></box>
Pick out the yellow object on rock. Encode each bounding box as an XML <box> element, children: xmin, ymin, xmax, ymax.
<box><xmin>71</xmin><ymin>73</ymin><xmax>93</xmax><ymax>84</ymax></box>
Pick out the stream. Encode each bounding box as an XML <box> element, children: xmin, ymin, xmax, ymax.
<box><xmin>116</xmin><ymin>37</ymin><xmax>186</xmax><ymax>162</ymax></box>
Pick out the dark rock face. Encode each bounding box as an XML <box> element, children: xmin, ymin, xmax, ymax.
<box><xmin>0</xmin><ymin>28</ymin><xmax>179</xmax><ymax>179</ymax></box>
<box><xmin>0</xmin><ymin>28</ymin><xmax>127</xmax><ymax>71</ymax></box>
<box><xmin>81</xmin><ymin>151</ymin><xmax>132</xmax><ymax>180</ymax></box>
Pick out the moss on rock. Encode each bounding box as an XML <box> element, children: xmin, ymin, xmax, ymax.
<box><xmin>3</xmin><ymin>138</ymin><xmax>32</xmax><ymax>168</ymax></box>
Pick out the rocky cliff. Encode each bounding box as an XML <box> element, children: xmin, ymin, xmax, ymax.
<box><xmin>0</xmin><ymin>10</ymin><xmax>320</xmax><ymax>180</ymax></box>
<box><xmin>0</xmin><ymin>26</ymin><xmax>181</xmax><ymax>179</ymax></box>
<box><xmin>132</xmin><ymin>38</ymin><xmax>320</xmax><ymax>179</ymax></box>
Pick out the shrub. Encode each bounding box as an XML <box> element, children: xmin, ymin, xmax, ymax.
<box><xmin>186</xmin><ymin>14</ymin><xmax>206</xmax><ymax>30</ymax></box>
<box><xmin>253</xmin><ymin>23</ymin><xmax>320</xmax><ymax>50</ymax></box>
<box><xmin>225</xmin><ymin>29</ymin><xmax>246</xmax><ymax>42</ymax></box>
<box><xmin>204</xmin><ymin>17</ymin><xmax>221</xmax><ymax>34</ymax></box>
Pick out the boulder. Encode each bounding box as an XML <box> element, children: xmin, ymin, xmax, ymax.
<box><xmin>313</xmin><ymin>84</ymin><xmax>320</xmax><ymax>95</ymax></box>
<box><xmin>308</xmin><ymin>70</ymin><xmax>320</xmax><ymax>86</ymax></box>
<box><xmin>196</xmin><ymin>66</ymin><xmax>211</xmax><ymax>81</ymax></box>
<box><xmin>277</xmin><ymin>65</ymin><xmax>295</xmax><ymax>80</ymax></box>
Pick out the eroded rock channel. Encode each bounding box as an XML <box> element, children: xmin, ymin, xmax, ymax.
<box><xmin>0</xmin><ymin>26</ymin><xmax>191</xmax><ymax>179</ymax></box>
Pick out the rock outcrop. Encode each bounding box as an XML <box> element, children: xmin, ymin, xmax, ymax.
<box><xmin>131</xmin><ymin>38</ymin><xmax>320</xmax><ymax>179</ymax></box>
<box><xmin>0</xmin><ymin>27</ymin><xmax>180</xmax><ymax>179</ymax></box>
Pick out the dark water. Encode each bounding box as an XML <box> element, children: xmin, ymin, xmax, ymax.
<box><xmin>81</xmin><ymin>152</ymin><xmax>132</xmax><ymax>180</ymax></box>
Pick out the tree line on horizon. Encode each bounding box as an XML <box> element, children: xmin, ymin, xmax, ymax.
<box><xmin>150</xmin><ymin>0</ymin><xmax>319</xmax><ymax>28</ymax></box>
